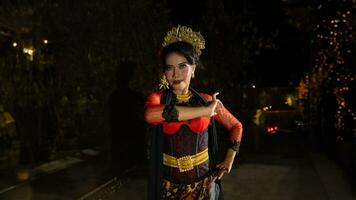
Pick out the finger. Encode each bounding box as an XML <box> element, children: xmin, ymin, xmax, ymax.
<box><xmin>216</xmin><ymin>163</ymin><xmax>224</xmax><ymax>169</ymax></box>
<box><xmin>212</xmin><ymin>92</ymin><xmax>219</xmax><ymax>100</ymax></box>
<box><xmin>226</xmin><ymin>167</ymin><xmax>231</xmax><ymax>173</ymax></box>
<box><xmin>217</xmin><ymin>170</ymin><xmax>225</xmax><ymax>180</ymax></box>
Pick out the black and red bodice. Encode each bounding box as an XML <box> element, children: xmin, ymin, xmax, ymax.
<box><xmin>145</xmin><ymin>89</ymin><xmax>243</xmax><ymax>184</ymax></box>
<box><xmin>163</xmin><ymin>124</ymin><xmax>209</xmax><ymax>183</ymax></box>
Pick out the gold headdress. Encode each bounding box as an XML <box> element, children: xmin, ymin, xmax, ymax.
<box><xmin>162</xmin><ymin>25</ymin><xmax>205</xmax><ymax>56</ymax></box>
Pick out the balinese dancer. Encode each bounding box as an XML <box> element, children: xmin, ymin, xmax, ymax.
<box><xmin>144</xmin><ymin>25</ymin><xmax>243</xmax><ymax>200</ymax></box>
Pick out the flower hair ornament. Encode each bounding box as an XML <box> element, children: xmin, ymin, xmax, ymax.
<box><xmin>162</xmin><ymin>25</ymin><xmax>205</xmax><ymax>56</ymax></box>
<box><xmin>159</xmin><ymin>74</ymin><xmax>170</xmax><ymax>90</ymax></box>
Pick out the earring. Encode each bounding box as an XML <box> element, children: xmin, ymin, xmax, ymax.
<box><xmin>192</xmin><ymin>72</ymin><xmax>195</xmax><ymax>78</ymax></box>
<box><xmin>159</xmin><ymin>74</ymin><xmax>170</xmax><ymax>90</ymax></box>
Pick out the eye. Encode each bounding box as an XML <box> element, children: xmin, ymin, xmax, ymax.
<box><xmin>165</xmin><ymin>65</ymin><xmax>173</xmax><ymax>71</ymax></box>
<box><xmin>178</xmin><ymin>63</ymin><xmax>187</xmax><ymax>69</ymax></box>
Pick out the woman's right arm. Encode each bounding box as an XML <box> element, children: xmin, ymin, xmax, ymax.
<box><xmin>144</xmin><ymin>92</ymin><xmax>220</xmax><ymax>125</ymax></box>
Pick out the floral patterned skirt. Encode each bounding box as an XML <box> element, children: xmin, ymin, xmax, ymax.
<box><xmin>162</xmin><ymin>174</ymin><xmax>220</xmax><ymax>200</ymax></box>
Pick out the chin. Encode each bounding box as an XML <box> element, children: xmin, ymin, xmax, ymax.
<box><xmin>171</xmin><ymin>84</ymin><xmax>186</xmax><ymax>91</ymax></box>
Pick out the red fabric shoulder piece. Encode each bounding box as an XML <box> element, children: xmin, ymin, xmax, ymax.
<box><xmin>145</xmin><ymin>92</ymin><xmax>162</xmax><ymax>107</ymax></box>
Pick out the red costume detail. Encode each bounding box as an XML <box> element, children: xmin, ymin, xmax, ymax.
<box><xmin>162</xmin><ymin>117</ymin><xmax>210</xmax><ymax>135</ymax></box>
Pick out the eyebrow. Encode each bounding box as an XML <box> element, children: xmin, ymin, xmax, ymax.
<box><xmin>166</xmin><ymin>62</ymin><xmax>188</xmax><ymax>67</ymax></box>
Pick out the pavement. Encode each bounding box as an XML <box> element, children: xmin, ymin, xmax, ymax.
<box><xmin>0</xmin><ymin>148</ymin><xmax>118</xmax><ymax>200</ymax></box>
<box><xmin>0</xmin><ymin>132</ymin><xmax>354</xmax><ymax>200</ymax></box>
<box><xmin>104</xmin><ymin>132</ymin><xmax>355</xmax><ymax>200</ymax></box>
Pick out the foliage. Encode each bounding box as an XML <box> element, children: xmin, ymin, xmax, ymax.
<box><xmin>0</xmin><ymin>0</ymin><xmax>278</xmax><ymax>163</ymax></box>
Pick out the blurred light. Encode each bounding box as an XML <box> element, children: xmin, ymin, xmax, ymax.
<box><xmin>23</xmin><ymin>47</ymin><xmax>35</xmax><ymax>61</ymax></box>
<box><xmin>252</xmin><ymin>85</ymin><xmax>256</xmax><ymax>89</ymax></box>
<box><xmin>286</xmin><ymin>95</ymin><xmax>293</xmax><ymax>106</ymax></box>
<box><xmin>17</xmin><ymin>169</ymin><xmax>30</xmax><ymax>181</ymax></box>
<box><xmin>269</xmin><ymin>106</ymin><xmax>272</xmax><ymax>109</ymax></box>
<box><xmin>23</xmin><ymin>48</ymin><xmax>34</xmax><ymax>55</ymax></box>
<box><xmin>12</xmin><ymin>42</ymin><xmax>17</xmax><ymax>47</ymax></box>
<box><xmin>27</xmin><ymin>49</ymin><xmax>34</xmax><ymax>55</ymax></box>
<box><xmin>267</xmin><ymin>126</ymin><xmax>278</xmax><ymax>134</ymax></box>
<box><xmin>43</xmin><ymin>39</ymin><xmax>48</xmax><ymax>44</ymax></box>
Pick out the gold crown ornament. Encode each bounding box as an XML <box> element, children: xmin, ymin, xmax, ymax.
<box><xmin>162</xmin><ymin>25</ymin><xmax>205</xmax><ymax>56</ymax></box>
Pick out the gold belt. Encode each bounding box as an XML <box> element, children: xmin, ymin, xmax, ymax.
<box><xmin>163</xmin><ymin>148</ymin><xmax>209</xmax><ymax>172</ymax></box>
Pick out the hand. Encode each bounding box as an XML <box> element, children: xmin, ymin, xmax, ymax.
<box><xmin>215</xmin><ymin>149</ymin><xmax>236</xmax><ymax>180</ymax></box>
<box><xmin>206</xmin><ymin>92</ymin><xmax>222</xmax><ymax>117</ymax></box>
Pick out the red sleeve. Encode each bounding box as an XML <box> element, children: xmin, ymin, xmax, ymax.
<box><xmin>200</xmin><ymin>93</ymin><xmax>243</xmax><ymax>143</ymax></box>
<box><xmin>145</xmin><ymin>92</ymin><xmax>162</xmax><ymax>107</ymax></box>
<box><xmin>144</xmin><ymin>92</ymin><xmax>165</xmax><ymax>125</ymax></box>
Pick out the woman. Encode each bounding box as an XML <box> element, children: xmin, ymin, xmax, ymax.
<box><xmin>144</xmin><ymin>26</ymin><xmax>243</xmax><ymax>200</ymax></box>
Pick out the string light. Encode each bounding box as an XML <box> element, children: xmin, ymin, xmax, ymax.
<box><xmin>298</xmin><ymin>6</ymin><xmax>354</xmax><ymax>132</ymax></box>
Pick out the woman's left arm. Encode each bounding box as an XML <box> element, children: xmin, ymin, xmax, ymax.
<box><xmin>213</xmin><ymin>100</ymin><xmax>243</xmax><ymax>179</ymax></box>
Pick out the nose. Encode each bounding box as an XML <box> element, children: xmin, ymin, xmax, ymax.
<box><xmin>172</xmin><ymin>67</ymin><xmax>178</xmax><ymax>78</ymax></box>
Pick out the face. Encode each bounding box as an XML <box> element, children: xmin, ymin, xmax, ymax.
<box><xmin>164</xmin><ymin>52</ymin><xmax>195</xmax><ymax>93</ymax></box>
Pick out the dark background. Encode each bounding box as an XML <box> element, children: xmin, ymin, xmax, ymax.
<box><xmin>0</xmin><ymin>0</ymin><xmax>354</xmax><ymax>195</ymax></box>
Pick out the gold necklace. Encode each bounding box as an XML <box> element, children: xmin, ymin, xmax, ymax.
<box><xmin>176</xmin><ymin>91</ymin><xmax>192</xmax><ymax>103</ymax></box>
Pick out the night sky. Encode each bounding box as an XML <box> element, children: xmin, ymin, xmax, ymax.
<box><xmin>168</xmin><ymin>0</ymin><xmax>312</xmax><ymax>86</ymax></box>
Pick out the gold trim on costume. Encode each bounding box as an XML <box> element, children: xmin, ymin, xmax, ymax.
<box><xmin>163</xmin><ymin>148</ymin><xmax>209</xmax><ymax>172</ymax></box>
<box><xmin>175</xmin><ymin>91</ymin><xmax>192</xmax><ymax>103</ymax></box>
<box><xmin>162</xmin><ymin>25</ymin><xmax>205</xmax><ymax>56</ymax></box>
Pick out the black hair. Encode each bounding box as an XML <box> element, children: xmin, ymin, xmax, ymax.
<box><xmin>160</xmin><ymin>41</ymin><xmax>199</xmax><ymax>67</ymax></box>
